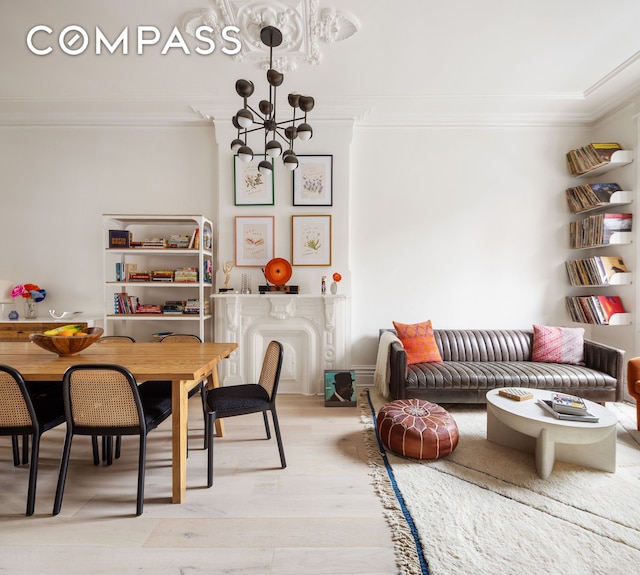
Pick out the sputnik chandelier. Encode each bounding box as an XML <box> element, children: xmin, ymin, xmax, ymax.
<box><xmin>231</xmin><ymin>26</ymin><xmax>315</xmax><ymax>174</ymax></box>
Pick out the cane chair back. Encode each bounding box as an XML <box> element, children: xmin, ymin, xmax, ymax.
<box><xmin>0</xmin><ymin>364</ymin><xmax>65</xmax><ymax>515</ymax></box>
<box><xmin>53</xmin><ymin>364</ymin><xmax>172</xmax><ymax>516</ymax></box>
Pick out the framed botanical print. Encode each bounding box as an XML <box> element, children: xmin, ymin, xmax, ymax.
<box><xmin>292</xmin><ymin>155</ymin><xmax>333</xmax><ymax>206</ymax></box>
<box><xmin>291</xmin><ymin>214</ymin><xmax>332</xmax><ymax>266</ymax></box>
<box><xmin>234</xmin><ymin>155</ymin><xmax>275</xmax><ymax>206</ymax></box>
<box><xmin>235</xmin><ymin>216</ymin><xmax>274</xmax><ymax>267</ymax></box>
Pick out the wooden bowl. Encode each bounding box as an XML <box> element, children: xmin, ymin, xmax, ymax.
<box><xmin>29</xmin><ymin>327</ymin><xmax>104</xmax><ymax>357</ymax></box>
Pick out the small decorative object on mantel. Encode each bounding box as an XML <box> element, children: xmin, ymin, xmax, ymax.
<box><xmin>11</xmin><ymin>283</ymin><xmax>46</xmax><ymax>320</ymax></box>
<box><xmin>330</xmin><ymin>272</ymin><xmax>342</xmax><ymax>294</ymax></box>
<box><xmin>219</xmin><ymin>260</ymin><xmax>235</xmax><ymax>293</ymax></box>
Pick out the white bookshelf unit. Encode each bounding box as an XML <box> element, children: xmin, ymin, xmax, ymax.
<box><xmin>565</xmin><ymin>147</ymin><xmax>634</xmax><ymax>326</ymax></box>
<box><xmin>103</xmin><ymin>214</ymin><xmax>214</xmax><ymax>341</ymax></box>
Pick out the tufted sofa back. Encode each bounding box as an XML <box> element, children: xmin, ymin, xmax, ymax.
<box><xmin>433</xmin><ymin>329</ymin><xmax>533</xmax><ymax>362</ymax></box>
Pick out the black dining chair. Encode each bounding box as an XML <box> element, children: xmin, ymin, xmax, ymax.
<box><xmin>95</xmin><ymin>335</ymin><xmax>137</xmax><ymax>463</ymax></box>
<box><xmin>205</xmin><ymin>340</ymin><xmax>286</xmax><ymax>487</ymax></box>
<box><xmin>156</xmin><ymin>334</ymin><xmax>208</xmax><ymax>448</ymax></box>
<box><xmin>53</xmin><ymin>363</ymin><xmax>172</xmax><ymax>516</ymax></box>
<box><xmin>0</xmin><ymin>364</ymin><xmax>66</xmax><ymax>516</ymax></box>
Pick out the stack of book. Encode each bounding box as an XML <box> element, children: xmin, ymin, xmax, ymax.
<box><xmin>565</xmin><ymin>294</ymin><xmax>625</xmax><ymax>324</ymax></box>
<box><xmin>538</xmin><ymin>392</ymin><xmax>599</xmax><ymax>422</ymax></box>
<box><xmin>183</xmin><ymin>299</ymin><xmax>211</xmax><ymax>315</ymax></box>
<box><xmin>174</xmin><ymin>268</ymin><xmax>198</xmax><ymax>283</ymax></box>
<box><xmin>168</xmin><ymin>235</ymin><xmax>191</xmax><ymax>249</ymax></box>
<box><xmin>142</xmin><ymin>238</ymin><xmax>168</xmax><ymax>248</ymax></box>
<box><xmin>565</xmin><ymin>183</ymin><xmax>622</xmax><ymax>213</ymax></box>
<box><xmin>565</xmin><ymin>255</ymin><xmax>627</xmax><ymax>286</ymax></box>
<box><xmin>151</xmin><ymin>270</ymin><xmax>174</xmax><ymax>282</ymax></box>
<box><xmin>162</xmin><ymin>300</ymin><xmax>185</xmax><ymax>314</ymax></box>
<box><xmin>128</xmin><ymin>271</ymin><xmax>152</xmax><ymax>282</ymax></box>
<box><xmin>566</xmin><ymin>143</ymin><xmax>623</xmax><ymax>176</ymax></box>
<box><xmin>569</xmin><ymin>213</ymin><xmax>632</xmax><ymax>248</ymax></box>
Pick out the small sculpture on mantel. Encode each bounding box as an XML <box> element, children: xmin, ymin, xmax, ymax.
<box><xmin>222</xmin><ymin>260</ymin><xmax>234</xmax><ymax>290</ymax></box>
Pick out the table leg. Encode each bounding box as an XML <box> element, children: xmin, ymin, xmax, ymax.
<box><xmin>535</xmin><ymin>427</ymin><xmax>556</xmax><ymax>479</ymax></box>
<box><xmin>207</xmin><ymin>368</ymin><xmax>225</xmax><ymax>438</ymax></box>
<box><xmin>171</xmin><ymin>379</ymin><xmax>189</xmax><ymax>504</ymax></box>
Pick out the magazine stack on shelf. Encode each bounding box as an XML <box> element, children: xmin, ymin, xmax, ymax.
<box><xmin>565</xmin><ymin>294</ymin><xmax>626</xmax><ymax>325</ymax></box>
<box><xmin>566</xmin><ymin>143</ymin><xmax>623</xmax><ymax>176</ymax></box>
<box><xmin>565</xmin><ymin>183</ymin><xmax>627</xmax><ymax>213</ymax></box>
<box><xmin>565</xmin><ymin>255</ymin><xmax>628</xmax><ymax>286</ymax></box>
<box><xmin>569</xmin><ymin>213</ymin><xmax>632</xmax><ymax>248</ymax></box>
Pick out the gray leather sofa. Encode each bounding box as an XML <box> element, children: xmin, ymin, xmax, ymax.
<box><xmin>384</xmin><ymin>329</ymin><xmax>624</xmax><ymax>403</ymax></box>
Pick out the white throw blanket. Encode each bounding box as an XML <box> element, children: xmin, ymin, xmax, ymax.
<box><xmin>373</xmin><ymin>331</ymin><xmax>401</xmax><ymax>399</ymax></box>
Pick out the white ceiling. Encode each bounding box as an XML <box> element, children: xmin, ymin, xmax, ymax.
<box><xmin>2</xmin><ymin>0</ymin><xmax>640</xmax><ymax>126</ymax></box>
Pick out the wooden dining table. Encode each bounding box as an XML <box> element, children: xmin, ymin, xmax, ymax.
<box><xmin>0</xmin><ymin>340</ymin><xmax>237</xmax><ymax>503</ymax></box>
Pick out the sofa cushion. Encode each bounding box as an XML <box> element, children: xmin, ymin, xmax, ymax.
<box><xmin>405</xmin><ymin>361</ymin><xmax>616</xmax><ymax>392</ymax></box>
<box><xmin>392</xmin><ymin>320</ymin><xmax>442</xmax><ymax>364</ymax></box>
<box><xmin>532</xmin><ymin>325</ymin><xmax>584</xmax><ymax>365</ymax></box>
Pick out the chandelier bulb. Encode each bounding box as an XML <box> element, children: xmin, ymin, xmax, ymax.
<box><xmin>297</xmin><ymin>123</ymin><xmax>313</xmax><ymax>141</ymax></box>
<box><xmin>283</xmin><ymin>152</ymin><xmax>299</xmax><ymax>171</ymax></box>
<box><xmin>258</xmin><ymin>160</ymin><xmax>274</xmax><ymax>175</ymax></box>
<box><xmin>231</xmin><ymin>139</ymin><xmax>244</xmax><ymax>153</ymax></box>
<box><xmin>235</xmin><ymin>79</ymin><xmax>255</xmax><ymax>98</ymax></box>
<box><xmin>237</xmin><ymin>146</ymin><xmax>254</xmax><ymax>163</ymax></box>
<box><xmin>236</xmin><ymin>109</ymin><xmax>254</xmax><ymax>129</ymax></box>
<box><xmin>266</xmin><ymin>140</ymin><xmax>282</xmax><ymax>158</ymax></box>
<box><xmin>267</xmin><ymin>69</ymin><xmax>284</xmax><ymax>87</ymax></box>
<box><xmin>299</xmin><ymin>96</ymin><xmax>315</xmax><ymax>113</ymax></box>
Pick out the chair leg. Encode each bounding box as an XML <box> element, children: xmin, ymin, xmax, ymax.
<box><xmin>115</xmin><ymin>436</ymin><xmax>122</xmax><ymax>459</ymax></box>
<box><xmin>53</xmin><ymin>429</ymin><xmax>74</xmax><ymax>515</ymax></box>
<box><xmin>270</xmin><ymin>408</ymin><xmax>287</xmax><ymax>469</ymax></box>
<box><xmin>207</xmin><ymin>412</ymin><xmax>216</xmax><ymax>488</ymax></box>
<box><xmin>201</xmin><ymin>385</ymin><xmax>208</xmax><ymax>449</ymax></box>
<box><xmin>12</xmin><ymin>435</ymin><xmax>20</xmax><ymax>466</ymax></box>
<box><xmin>136</xmin><ymin>434</ymin><xmax>146</xmax><ymax>516</ymax></box>
<box><xmin>105</xmin><ymin>436</ymin><xmax>113</xmax><ymax>466</ymax></box>
<box><xmin>262</xmin><ymin>411</ymin><xmax>271</xmax><ymax>439</ymax></box>
<box><xmin>91</xmin><ymin>436</ymin><xmax>99</xmax><ymax>465</ymax></box>
<box><xmin>26</xmin><ymin>433</ymin><xmax>39</xmax><ymax>516</ymax></box>
<box><xmin>22</xmin><ymin>433</ymin><xmax>29</xmax><ymax>464</ymax></box>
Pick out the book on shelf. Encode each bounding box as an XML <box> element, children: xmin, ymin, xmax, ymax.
<box><xmin>569</xmin><ymin>213</ymin><xmax>632</xmax><ymax>248</ymax></box>
<box><xmin>550</xmin><ymin>392</ymin><xmax>587</xmax><ymax>415</ymax></box>
<box><xmin>565</xmin><ymin>183</ymin><xmax>622</xmax><ymax>213</ymax></box>
<box><xmin>174</xmin><ymin>267</ymin><xmax>198</xmax><ymax>283</ymax></box>
<box><xmin>136</xmin><ymin>304</ymin><xmax>163</xmax><ymax>314</ymax></box>
<box><xmin>566</xmin><ymin>143</ymin><xmax>623</xmax><ymax>176</ymax></box>
<box><xmin>188</xmin><ymin>228</ymin><xmax>200</xmax><ymax>249</ymax></box>
<box><xmin>565</xmin><ymin>255</ymin><xmax>627</xmax><ymax>286</ymax></box>
<box><xmin>537</xmin><ymin>399</ymin><xmax>599</xmax><ymax>423</ymax></box>
<box><xmin>162</xmin><ymin>300</ymin><xmax>185</xmax><ymax>314</ymax></box>
<box><xmin>128</xmin><ymin>271</ymin><xmax>152</xmax><ymax>282</ymax></box>
<box><xmin>113</xmin><ymin>292</ymin><xmax>138</xmax><ymax>314</ymax></box>
<box><xmin>142</xmin><ymin>238</ymin><xmax>168</xmax><ymax>248</ymax></box>
<box><xmin>565</xmin><ymin>295</ymin><xmax>626</xmax><ymax>324</ymax></box>
<box><xmin>108</xmin><ymin>229</ymin><xmax>131</xmax><ymax>249</ymax></box>
<box><xmin>151</xmin><ymin>270</ymin><xmax>174</xmax><ymax>282</ymax></box>
<box><xmin>168</xmin><ymin>235</ymin><xmax>190</xmax><ymax>249</ymax></box>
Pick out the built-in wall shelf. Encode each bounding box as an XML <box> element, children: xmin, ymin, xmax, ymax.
<box><xmin>576</xmin><ymin>150</ymin><xmax>634</xmax><ymax>178</ymax></box>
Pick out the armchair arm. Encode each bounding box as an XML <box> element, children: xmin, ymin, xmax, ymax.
<box><xmin>388</xmin><ymin>340</ymin><xmax>408</xmax><ymax>400</ymax></box>
<box><xmin>583</xmin><ymin>339</ymin><xmax>625</xmax><ymax>401</ymax></box>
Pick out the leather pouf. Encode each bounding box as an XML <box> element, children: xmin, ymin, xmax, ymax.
<box><xmin>377</xmin><ymin>399</ymin><xmax>459</xmax><ymax>460</ymax></box>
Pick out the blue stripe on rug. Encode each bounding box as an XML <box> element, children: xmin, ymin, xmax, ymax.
<box><xmin>365</xmin><ymin>389</ymin><xmax>430</xmax><ymax>575</ymax></box>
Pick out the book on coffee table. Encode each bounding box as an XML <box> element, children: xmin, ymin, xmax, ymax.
<box><xmin>550</xmin><ymin>392</ymin><xmax>588</xmax><ymax>415</ymax></box>
<box><xmin>538</xmin><ymin>399</ymin><xmax>599</xmax><ymax>423</ymax></box>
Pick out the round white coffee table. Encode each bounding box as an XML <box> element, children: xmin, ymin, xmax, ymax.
<box><xmin>486</xmin><ymin>388</ymin><xmax>618</xmax><ymax>479</ymax></box>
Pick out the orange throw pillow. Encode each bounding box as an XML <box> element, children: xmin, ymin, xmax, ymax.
<box><xmin>392</xmin><ymin>320</ymin><xmax>443</xmax><ymax>364</ymax></box>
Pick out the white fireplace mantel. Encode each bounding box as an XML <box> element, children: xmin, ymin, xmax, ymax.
<box><xmin>212</xmin><ymin>294</ymin><xmax>351</xmax><ymax>395</ymax></box>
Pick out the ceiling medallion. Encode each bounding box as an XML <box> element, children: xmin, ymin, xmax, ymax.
<box><xmin>182</xmin><ymin>0</ymin><xmax>360</xmax><ymax>71</ymax></box>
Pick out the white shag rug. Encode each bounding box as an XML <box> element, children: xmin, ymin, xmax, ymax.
<box><xmin>360</xmin><ymin>389</ymin><xmax>640</xmax><ymax>575</ymax></box>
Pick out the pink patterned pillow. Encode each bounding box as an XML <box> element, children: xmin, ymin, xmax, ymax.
<box><xmin>532</xmin><ymin>325</ymin><xmax>585</xmax><ymax>365</ymax></box>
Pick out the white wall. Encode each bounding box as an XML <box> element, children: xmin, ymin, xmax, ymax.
<box><xmin>350</xmin><ymin>125</ymin><xmax>592</xmax><ymax>369</ymax></box>
<box><xmin>0</xmin><ymin>125</ymin><xmax>217</xmax><ymax>315</ymax></box>
<box><xmin>1</xmin><ymin>113</ymin><xmax>637</xmax><ymax>383</ymax></box>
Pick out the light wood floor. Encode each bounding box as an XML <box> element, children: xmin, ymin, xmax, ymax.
<box><xmin>0</xmin><ymin>394</ymin><xmax>397</xmax><ymax>574</ymax></box>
